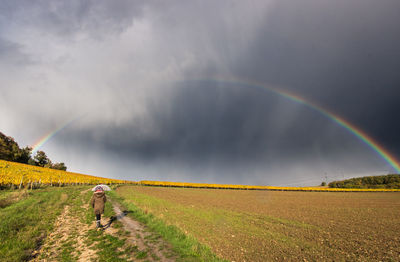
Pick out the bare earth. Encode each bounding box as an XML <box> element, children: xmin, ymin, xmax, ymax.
<box><xmin>117</xmin><ymin>185</ymin><xmax>400</xmax><ymax>261</ymax></box>
<box><xmin>112</xmin><ymin>202</ymin><xmax>176</xmax><ymax>262</ymax></box>
<box><xmin>32</xmin><ymin>189</ymin><xmax>177</xmax><ymax>262</ymax></box>
<box><xmin>32</xmin><ymin>190</ymin><xmax>97</xmax><ymax>261</ymax></box>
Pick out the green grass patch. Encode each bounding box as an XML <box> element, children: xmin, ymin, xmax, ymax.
<box><xmin>0</xmin><ymin>190</ymin><xmax>29</xmax><ymax>208</ymax></box>
<box><xmin>0</xmin><ymin>187</ymin><xmax>87</xmax><ymax>262</ymax></box>
<box><xmin>115</xmin><ymin>187</ymin><xmax>317</xmax><ymax>248</ymax></box>
<box><xmin>0</xmin><ymin>190</ymin><xmax>13</xmax><ymax>201</ymax></box>
<box><xmin>135</xmin><ymin>250</ymin><xmax>148</xmax><ymax>259</ymax></box>
<box><xmin>109</xmin><ymin>191</ymin><xmax>225</xmax><ymax>262</ymax></box>
<box><xmin>87</xmin><ymin>229</ymin><xmax>127</xmax><ymax>262</ymax></box>
<box><xmin>58</xmin><ymin>239</ymin><xmax>78</xmax><ymax>261</ymax></box>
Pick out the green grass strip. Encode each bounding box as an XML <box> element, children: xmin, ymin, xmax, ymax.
<box><xmin>108</xmin><ymin>190</ymin><xmax>226</xmax><ymax>262</ymax></box>
<box><xmin>86</xmin><ymin>229</ymin><xmax>127</xmax><ymax>262</ymax></box>
<box><xmin>0</xmin><ymin>187</ymin><xmax>85</xmax><ymax>262</ymax></box>
<box><xmin>85</xmin><ymin>190</ymin><xmax>135</xmax><ymax>262</ymax></box>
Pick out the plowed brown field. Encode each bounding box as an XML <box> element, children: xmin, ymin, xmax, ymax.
<box><xmin>116</xmin><ymin>186</ymin><xmax>400</xmax><ymax>261</ymax></box>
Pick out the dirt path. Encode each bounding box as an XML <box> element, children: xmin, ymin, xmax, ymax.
<box><xmin>32</xmin><ymin>190</ymin><xmax>97</xmax><ymax>261</ymax></box>
<box><xmin>31</xmin><ymin>189</ymin><xmax>178</xmax><ymax>261</ymax></box>
<box><xmin>111</xmin><ymin>201</ymin><xmax>177</xmax><ymax>262</ymax></box>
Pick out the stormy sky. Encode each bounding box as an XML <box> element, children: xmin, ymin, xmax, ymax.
<box><xmin>1</xmin><ymin>0</ymin><xmax>399</xmax><ymax>186</ymax></box>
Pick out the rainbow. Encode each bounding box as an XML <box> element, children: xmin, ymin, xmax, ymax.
<box><xmin>31</xmin><ymin>116</ymin><xmax>83</xmax><ymax>153</ymax></box>
<box><xmin>191</xmin><ymin>77</ymin><xmax>400</xmax><ymax>173</ymax></box>
<box><xmin>30</xmin><ymin>78</ymin><xmax>400</xmax><ymax>174</ymax></box>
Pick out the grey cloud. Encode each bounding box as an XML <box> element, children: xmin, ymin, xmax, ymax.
<box><xmin>1</xmin><ymin>0</ymin><xmax>398</xmax><ymax>185</ymax></box>
<box><xmin>0</xmin><ymin>37</ymin><xmax>31</xmax><ymax>66</ymax></box>
<box><xmin>232</xmin><ymin>0</ymin><xmax>400</xmax><ymax>154</ymax></box>
<box><xmin>1</xmin><ymin>0</ymin><xmax>146</xmax><ymax>38</ymax></box>
<box><xmin>56</xmin><ymin>80</ymin><xmax>385</xmax><ymax>173</ymax></box>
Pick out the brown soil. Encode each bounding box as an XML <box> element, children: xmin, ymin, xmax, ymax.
<box><xmin>111</xmin><ymin>201</ymin><xmax>177</xmax><ymax>262</ymax></box>
<box><xmin>118</xmin><ymin>185</ymin><xmax>400</xmax><ymax>262</ymax></box>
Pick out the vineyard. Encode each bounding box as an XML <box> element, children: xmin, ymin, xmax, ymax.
<box><xmin>139</xmin><ymin>180</ymin><xmax>400</xmax><ymax>192</ymax></box>
<box><xmin>0</xmin><ymin>160</ymin><xmax>134</xmax><ymax>189</ymax></box>
<box><xmin>2</xmin><ymin>159</ymin><xmax>399</xmax><ymax>192</ymax></box>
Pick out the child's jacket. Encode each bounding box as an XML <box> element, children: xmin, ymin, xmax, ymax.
<box><xmin>90</xmin><ymin>191</ymin><xmax>107</xmax><ymax>215</ymax></box>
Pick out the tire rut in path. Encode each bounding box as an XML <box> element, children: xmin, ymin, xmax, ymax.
<box><xmin>111</xmin><ymin>201</ymin><xmax>177</xmax><ymax>262</ymax></box>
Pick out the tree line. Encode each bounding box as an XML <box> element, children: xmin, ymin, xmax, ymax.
<box><xmin>0</xmin><ymin>131</ymin><xmax>67</xmax><ymax>171</ymax></box>
<box><xmin>328</xmin><ymin>174</ymin><xmax>400</xmax><ymax>189</ymax></box>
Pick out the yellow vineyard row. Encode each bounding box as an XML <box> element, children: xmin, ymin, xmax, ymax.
<box><xmin>0</xmin><ymin>160</ymin><xmax>134</xmax><ymax>187</ymax></box>
<box><xmin>139</xmin><ymin>180</ymin><xmax>400</xmax><ymax>192</ymax></box>
<box><xmin>2</xmin><ymin>159</ymin><xmax>398</xmax><ymax>192</ymax></box>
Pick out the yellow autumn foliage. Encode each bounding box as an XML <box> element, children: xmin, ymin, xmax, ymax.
<box><xmin>139</xmin><ymin>180</ymin><xmax>400</xmax><ymax>192</ymax></box>
<box><xmin>2</xmin><ymin>159</ymin><xmax>399</xmax><ymax>192</ymax></box>
<box><xmin>0</xmin><ymin>159</ymin><xmax>135</xmax><ymax>187</ymax></box>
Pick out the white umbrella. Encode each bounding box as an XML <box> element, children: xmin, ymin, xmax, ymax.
<box><xmin>91</xmin><ymin>184</ymin><xmax>112</xmax><ymax>191</ymax></box>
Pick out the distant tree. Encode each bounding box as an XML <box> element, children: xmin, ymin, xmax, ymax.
<box><xmin>0</xmin><ymin>132</ymin><xmax>21</xmax><ymax>161</ymax></box>
<box><xmin>329</xmin><ymin>174</ymin><xmax>400</xmax><ymax>189</ymax></box>
<box><xmin>44</xmin><ymin>159</ymin><xmax>53</xmax><ymax>169</ymax></box>
<box><xmin>321</xmin><ymin>182</ymin><xmax>326</xmax><ymax>186</ymax></box>
<box><xmin>51</xmin><ymin>162</ymin><xmax>67</xmax><ymax>171</ymax></box>
<box><xmin>16</xmin><ymin>146</ymin><xmax>32</xmax><ymax>163</ymax></box>
<box><xmin>33</xmin><ymin>151</ymin><xmax>50</xmax><ymax>167</ymax></box>
<box><xmin>0</xmin><ymin>132</ymin><xmax>32</xmax><ymax>163</ymax></box>
<box><xmin>1</xmin><ymin>131</ymin><xmax>68</xmax><ymax>171</ymax></box>
<box><xmin>28</xmin><ymin>158</ymin><xmax>37</xmax><ymax>166</ymax></box>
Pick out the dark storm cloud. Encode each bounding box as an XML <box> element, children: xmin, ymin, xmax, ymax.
<box><xmin>85</xmin><ymin>0</ymin><xmax>400</xmax><ymax>170</ymax></box>
<box><xmin>232</xmin><ymin>0</ymin><xmax>400</xmax><ymax>155</ymax></box>
<box><xmin>61</xmin><ymin>80</ymin><xmax>378</xmax><ymax>168</ymax></box>
<box><xmin>1</xmin><ymin>0</ymin><xmax>399</xmax><ymax>184</ymax></box>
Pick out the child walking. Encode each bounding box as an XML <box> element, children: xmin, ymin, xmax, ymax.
<box><xmin>90</xmin><ymin>186</ymin><xmax>107</xmax><ymax>228</ymax></box>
